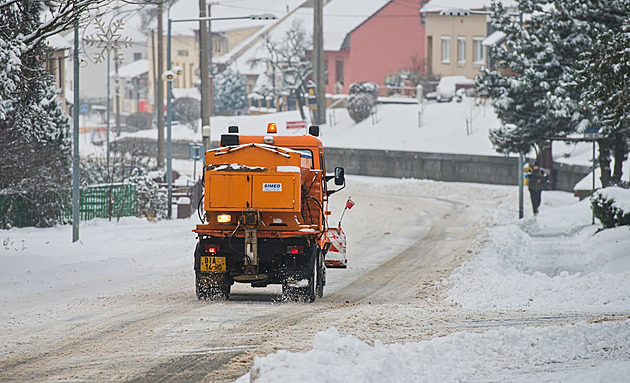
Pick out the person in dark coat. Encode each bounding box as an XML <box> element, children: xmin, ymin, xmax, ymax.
<box><xmin>528</xmin><ymin>161</ymin><xmax>549</xmax><ymax>215</ymax></box>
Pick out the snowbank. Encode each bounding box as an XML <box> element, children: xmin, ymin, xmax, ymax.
<box><xmin>241</xmin><ymin>322</ymin><xmax>630</xmax><ymax>383</ymax></box>
<box><xmin>237</xmin><ymin>185</ymin><xmax>630</xmax><ymax>382</ymax></box>
<box><xmin>445</xmin><ymin>191</ymin><xmax>630</xmax><ymax>313</ymax></box>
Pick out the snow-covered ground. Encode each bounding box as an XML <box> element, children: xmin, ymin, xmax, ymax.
<box><xmin>81</xmin><ymin>98</ymin><xmax>605</xmax><ymax>170</ymax></box>
<box><xmin>3</xmin><ymin>100</ymin><xmax>630</xmax><ymax>381</ymax></box>
<box><xmin>238</xmin><ymin>189</ymin><xmax>630</xmax><ymax>383</ymax></box>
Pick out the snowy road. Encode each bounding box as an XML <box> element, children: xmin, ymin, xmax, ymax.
<box><xmin>0</xmin><ymin>178</ymin><xmax>485</xmax><ymax>381</ymax></box>
<box><xmin>2</xmin><ymin>177</ymin><xmax>626</xmax><ymax>382</ymax></box>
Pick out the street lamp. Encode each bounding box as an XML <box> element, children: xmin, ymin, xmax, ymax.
<box><xmin>164</xmin><ymin>13</ymin><xmax>277</xmax><ymax>219</ymax></box>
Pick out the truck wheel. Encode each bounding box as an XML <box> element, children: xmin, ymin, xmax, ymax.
<box><xmin>316</xmin><ymin>248</ymin><xmax>324</xmax><ymax>298</ymax></box>
<box><xmin>306</xmin><ymin>254</ymin><xmax>318</xmax><ymax>302</ymax></box>
<box><xmin>196</xmin><ymin>271</ymin><xmax>230</xmax><ymax>301</ymax></box>
<box><xmin>281</xmin><ymin>258</ymin><xmax>317</xmax><ymax>303</ymax></box>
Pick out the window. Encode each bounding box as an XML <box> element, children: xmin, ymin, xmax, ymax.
<box><xmin>133</xmin><ymin>52</ymin><xmax>142</xmax><ymax>61</ymax></box>
<box><xmin>441</xmin><ymin>36</ymin><xmax>451</xmax><ymax>63</ymax></box>
<box><xmin>335</xmin><ymin>59</ymin><xmax>344</xmax><ymax>84</ymax></box>
<box><xmin>177</xmin><ymin>50</ymin><xmax>188</xmax><ymax>57</ymax></box>
<box><xmin>473</xmin><ymin>37</ymin><xmax>484</xmax><ymax>64</ymax></box>
<box><xmin>457</xmin><ymin>37</ymin><xmax>466</xmax><ymax>64</ymax></box>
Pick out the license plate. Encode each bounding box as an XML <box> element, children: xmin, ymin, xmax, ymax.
<box><xmin>200</xmin><ymin>256</ymin><xmax>226</xmax><ymax>272</ymax></box>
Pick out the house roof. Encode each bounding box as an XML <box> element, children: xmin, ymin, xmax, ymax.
<box><xmin>482</xmin><ymin>30</ymin><xmax>506</xmax><ymax>46</ymax></box>
<box><xmin>165</xmin><ymin>0</ymin><xmax>307</xmax><ymax>36</ymax></box>
<box><xmin>322</xmin><ymin>0</ymin><xmax>390</xmax><ymax>51</ymax></box>
<box><xmin>110</xmin><ymin>59</ymin><xmax>149</xmax><ymax>78</ymax></box>
<box><xmin>46</xmin><ymin>33</ymin><xmax>71</xmax><ymax>50</ymax></box>
<box><xmin>420</xmin><ymin>0</ymin><xmax>517</xmax><ymax>14</ymax></box>
<box><xmin>218</xmin><ymin>0</ymin><xmax>393</xmax><ymax>76</ymax></box>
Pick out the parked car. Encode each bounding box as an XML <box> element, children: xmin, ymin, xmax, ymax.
<box><xmin>435</xmin><ymin>76</ymin><xmax>472</xmax><ymax>102</ymax></box>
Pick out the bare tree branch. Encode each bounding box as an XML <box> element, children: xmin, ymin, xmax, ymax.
<box><xmin>0</xmin><ymin>0</ymin><xmax>19</xmax><ymax>9</ymax></box>
<box><xmin>19</xmin><ymin>0</ymin><xmax>116</xmax><ymax>52</ymax></box>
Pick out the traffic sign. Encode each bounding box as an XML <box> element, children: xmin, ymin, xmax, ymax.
<box><xmin>286</xmin><ymin>120</ymin><xmax>306</xmax><ymax>130</ymax></box>
<box><xmin>189</xmin><ymin>143</ymin><xmax>204</xmax><ymax>160</ymax></box>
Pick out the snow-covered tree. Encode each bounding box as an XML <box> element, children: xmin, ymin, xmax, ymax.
<box><xmin>476</xmin><ymin>0</ymin><xmax>630</xmax><ymax>156</ymax></box>
<box><xmin>576</xmin><ymin>24</ymin><xmax>630</xmax><ymax>187</ymax></box>
<box><xmin>213</xmin><ymin>68</ymin><xmax>247</xmax><ymax>115</ymax></box>
<box><xmin>127</xmin><ymin>167</ymin><xmax>167</xmax><ymax>220</ymax></box>
<box><xmin>1</xmin><ymin>1</ymin><xmax>72</xmax><ymax>213</ymax></box>
<box><xmin>173</xmin><ymin>97</ymin><xmax>200</xmax><ymax>130</ymax></box>
<box><xmin>249</xmin><ymin>19</ymin><xmax>312</xmax><ymax>119</ymax></box>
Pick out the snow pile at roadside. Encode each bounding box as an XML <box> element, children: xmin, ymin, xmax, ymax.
<box><xmin>240</xmin><ymin>322</ymin><xmax>630</xmax><ymax>383</ymax></box>
<box><xmin>0</xmin><ymin>217</ymin><xmax>195</xmax><ymax>300</ymax></box>
<box><xmin>445</xmin><ymin>190</ymin><xmax>630</xmax><ymax>313</ymax></box>
<box><xmin>237</xmin><ymin>188</ymin><xmax>630</xmax><ymax>382</ymax></box>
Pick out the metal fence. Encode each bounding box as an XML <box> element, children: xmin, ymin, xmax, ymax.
<box><xmin>0</xmin><ymin>183</ymin><xmax>137</xmax><ymax>228</ymax></box>
<box><xmin>78</xmin><ymin>183</ymin><xmax>137</xmax><ymax>221</ymax></box>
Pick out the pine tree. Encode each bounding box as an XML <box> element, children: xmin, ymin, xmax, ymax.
<box><xmin>476</xmin><ymin>0</ymin><xmax>630</xmax><ymax>156</ymax></box>
<box><xmin>0</xmin><ymin>1</ymin><xmax>72</xmax><ymax>227</ymax></box>
<box><xmin>213</xmin><ymin>68</ymin><xmax>247</xmax><ymax>115</ymax></box>
<box><xmin>577</xmin><ymin>23</ymin><xmax>630</xmax><ymax>187</ymax></box>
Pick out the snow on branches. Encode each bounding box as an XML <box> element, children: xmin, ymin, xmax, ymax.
<box><xmin>477</xmin><ymin>0</ymin><xmax>630</xmax><ymax>157</ymax></box>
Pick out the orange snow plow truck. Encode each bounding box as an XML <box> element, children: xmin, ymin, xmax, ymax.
<box><xmin>193</xmin><ymin>124</ymin><xmax>345</xmax><ymax>302</ymax></box>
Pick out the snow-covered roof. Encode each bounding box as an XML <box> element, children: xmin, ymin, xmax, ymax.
<box><xmin>220</xmin><ymin>0</ymin><xmax>392</xmax><ymax>76</ymax></box>
<box><xmin>165</xmin><ymin>0</ymin><xmax>307</xmax><ymax>36</ymax></box>
<box><xmin>482</xmin><ymin>30</ymin><xmax>506</xmax><ymax>46</ymax></box>
<box><xmin>322</xmin><ymin>0</ymin><xmax>390</xmax><ymax>50</ymax></box>
<box><xmin>46</xmin><ymin>33</ymin><xmax>71</xmax><ymax>50</ymax></box>
<box><xmin>420</xmin><ymin>0</ymin><xmax>518</xmax><ymax>13</ymax></box>
<box><xmin>110</xmin><ymin>59</ymin><xmax>149</xmax><ymax>79</ymax></box>
<box><xmin>217</xmin><ymin>7</ymin><xmax>313</xmax><ymax>76</ymax></box>
<box><xmin>172</xmin><ymin>87</ymin><xmax>201</xmax><ymax>101</ymax></box>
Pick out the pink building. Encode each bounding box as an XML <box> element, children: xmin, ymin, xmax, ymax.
<box><xmin>323</xmin><ymin>0</ymin><xmax>426</xmax><ymax>94</ymax></box>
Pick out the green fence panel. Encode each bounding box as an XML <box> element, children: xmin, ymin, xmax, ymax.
<box><xmin>0</xmin><ymin>190</ymin><xmax>69</xmax><ymax>228</ymax></box>
<box><xmin>1</xmin><ymin>183</ymin><xmax>136</xmax><ymax>228</ymax></box>
<box><xmin>79</xmin><ymin>183</ymin><xmax>137</xmax><ymax>220</ymax></box>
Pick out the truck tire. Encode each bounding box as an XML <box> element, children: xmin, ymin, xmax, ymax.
<box><xmin>306</xmin><ymin>253</ymin><xmax>318</xmax><ymax>302</ymax></box>
<box><xmin>316</xmin><ymin>248</ymin><xmax>325</xmax><ymax>298</ymax></box>
<box><xmin>281</xmin><ymin>249</ymin><xmax>319</xmax><ymax>303</ymax></box>
<box><xmin>196</xmin><ymin>271</ymin><xmax>230</xmax><ymax>301</ymax></box>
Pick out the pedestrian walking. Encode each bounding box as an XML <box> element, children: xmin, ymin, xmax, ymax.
<box><xmin>527</xmin><ymin>161</ymin><xmax>549</xmax><ymax>215</ymax></box>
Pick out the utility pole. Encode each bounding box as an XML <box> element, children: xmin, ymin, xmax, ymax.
<box><xmin>115</xmin><ymin>59</ymin><xmax>120</xmax><ymax>137</ymax></box>
<box><xmin>199</xmin><ymin>0</ymin><xmax>212</xmax><ymax>152</ymax></box>
<box><xmin>313</xmin><ymin>0</ymin><xmax>326</xmax><ymax>125</ymax></box>
<box><xmin>72</xmin><ymin>12</ymin><xmax>80</xmax><ymax>242</ymax></box>
<box><xmin>156</xmin><ymin>3</ymin><xmax>165</xmax><ymax>168</ymax></box>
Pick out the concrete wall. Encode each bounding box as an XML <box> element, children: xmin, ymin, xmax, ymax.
<box><xmin>324</xmin><ymin>147</ymin><xmax>591</xmax><ymax>193</ymax></box>
<box><xmin>111</xmin><ymin>137</ymin><xmax>196</xmax><ymax>160</ymax></box>
<box><xmin>111</xmin><ymin>138</ymin><xmax>590</xmax><ymax>192</ymax></box>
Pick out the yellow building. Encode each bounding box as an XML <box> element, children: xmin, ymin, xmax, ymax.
<box><xmin>420</xmin><ymin>1</ymin><xmax>517</xmax><ymax>78</ymax></box>
<box><xmin>146</xmin><ymin>28</ymin><xmax>263</xmax><ymax>114</ymax></box>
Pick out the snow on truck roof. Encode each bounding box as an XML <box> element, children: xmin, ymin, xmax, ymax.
<box><xmin>209</xmin><ymin>142</ymin><xmax>312</xmax><ymax>159</ymax></box>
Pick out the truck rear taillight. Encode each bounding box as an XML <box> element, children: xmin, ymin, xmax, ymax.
<box><xmin>204</xmin><ymin>244</ymin><xmax>221</xmax><ymax>254</ymax></box>
<box><xmin>287</xmin><ymin>245</ymin><xmax>303</xmax><ymax>255</ymax></box>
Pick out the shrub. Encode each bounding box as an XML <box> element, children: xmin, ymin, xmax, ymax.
<box><xmin>127</xmin><ymin>168</ymin><xmax>168</xmax><ymax>221</ymax></box>
<box><xmin>591</xmin><ymin>187</ymin><xmax>630</xmax><ymax>228</ymax></box>
<box><xmin>346</xmin><ymin>82</ymin><xmax>379</xmax><ymax>123</ymax></box>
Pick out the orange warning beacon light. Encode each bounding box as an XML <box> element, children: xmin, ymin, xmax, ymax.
<box><xmin>267</xmin><ymin>122</ymin><xmax>278</xmax><ymax>134</ymax></box>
